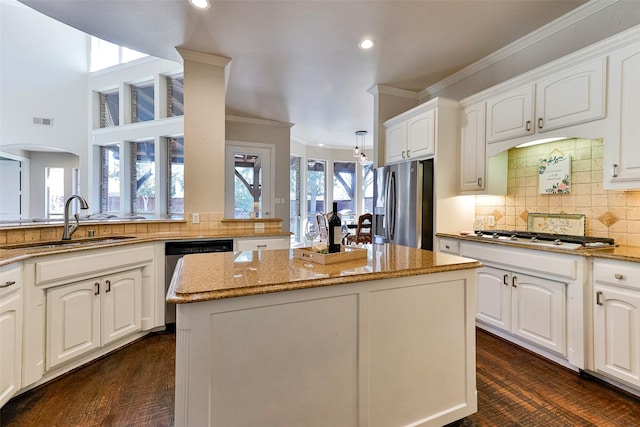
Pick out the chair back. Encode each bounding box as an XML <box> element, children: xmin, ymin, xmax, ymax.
<box><xmin>356</xmin><ymin>213</ymin><xmax>373</xmax><ymax>243</ymax></box>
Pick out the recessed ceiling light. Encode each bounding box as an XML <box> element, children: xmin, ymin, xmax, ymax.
<box><xmin>189</xmin><ymin>0</ymin><xmax>210</xmax><ymax>10</ymax></box>
<box><xmin>359</xmin><ymin>39</ymin><xmax>375</xmax><ymax>50</ymax></box>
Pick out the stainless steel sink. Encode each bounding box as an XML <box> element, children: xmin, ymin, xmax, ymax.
<box><xmin>0</xmin><ymin>235</ymin><xmax>136</xmax><ymax>250</ymax></box>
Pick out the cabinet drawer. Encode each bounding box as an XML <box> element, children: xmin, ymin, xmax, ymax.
<box><xmin>438</xmin><ymin>239</ymin><xmax>460</xmax><ymax>255</ymax></box>
<box><xmin>0</xmin><ymin>263</ymin><xmax>21</xmax><ymax>297</ymax></box>
<box><xmin>235</xmin><ymin>237</ymin><xmax>290</xmax><ymax>251</ymax></box>
<box><xmin>593</xmin><ymin>259</ymin><xmax>640</xmax><ymax>289</ymax></box>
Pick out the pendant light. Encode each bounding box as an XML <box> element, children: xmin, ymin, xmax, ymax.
<box><xmin>353</xmin><ymin>130</ymin><xmax>364</xmax><ymax>157</ymax></box>
<box><xmin>356</xmin><ymin>130</ymin><xmax>370</xmax><ymax>165</ymax></box>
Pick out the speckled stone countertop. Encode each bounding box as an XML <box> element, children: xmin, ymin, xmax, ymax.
<box><xmin>437</xmin><ymin>232</ymin><xmax>640</xmax><ymax>263</ymax></box>
<box><xmin>0</xmin><ymin>230</ymin><xmax>291</xmax><ymax>266</ymax></box>
<box><xmin>166</xmin><ymin>244</ymin><xmax>482</xmax><ymax>303</ymax></box>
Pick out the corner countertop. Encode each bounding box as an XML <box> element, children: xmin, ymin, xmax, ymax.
<box><xmin>0</xmin><ymin>230</ymin><xmax>291</xmax><ymax>266</ymax></box>
<box><xmin>166</xmin><ymin>244</ymin><xmax>483</xmax><ymax>303</ymax></box>
<box><xmin>437</xmin><ymin>232</ymin><xmax>640</xmax><ymax>263</ymax></box>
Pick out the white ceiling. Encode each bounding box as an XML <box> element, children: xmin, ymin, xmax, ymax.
<box><xmin>19</xmin><ymin>0</ymin><xmax>586</xmax><ymax>148</ymax></box>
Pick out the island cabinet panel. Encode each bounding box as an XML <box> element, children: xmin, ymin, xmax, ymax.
<box><xmin>174</xmin><ymin>270</ymin><xmax>477</xmax><ymax>427</ymax></box>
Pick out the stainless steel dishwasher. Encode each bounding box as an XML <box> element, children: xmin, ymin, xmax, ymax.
<box><xmin>165</xmin><ymin>239</ymin><xmax>234</xmax><ymax>324</ymax></box>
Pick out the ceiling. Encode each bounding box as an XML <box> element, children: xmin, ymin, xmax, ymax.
<box><xmin>20</xmin><ymin>0</ymin><xmax>587</xmax><ymax>148</ymax></box>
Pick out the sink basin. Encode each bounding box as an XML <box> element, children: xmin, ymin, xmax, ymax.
<box><xmin>0</xmin><ymin>235</ymin><xmax>136</xmax><ymax>250</ymax></box>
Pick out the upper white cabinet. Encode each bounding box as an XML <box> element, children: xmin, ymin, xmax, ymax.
<box><xmin>0</xmin><ymin>263</ymin><xmax>22</xmax><ymax>408</ymax></box>
<box><xmin>604</xmin><ymin>41</ymin><xmax>640</xmax><ymax>190</ymax></box>
<box><xmin>384</xmin><ymin>104</ymin><xmax>436</xmax><ymax>164</ymax></box>
<box><xmin>486</xmin><ymin>57</ymin><xmax>607</xmax><ymax>144</ymax></box>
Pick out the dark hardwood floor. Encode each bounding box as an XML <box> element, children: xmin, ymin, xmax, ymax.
<box><xmin>2</xmin><ymin>329</ymin><xmax>639</xmax><ymax>426</ymax></box>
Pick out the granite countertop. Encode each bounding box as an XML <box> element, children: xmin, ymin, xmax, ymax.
<box><xmin>167</xmin><ymin>244</ymin><xmax>482</xmax><ymax>303</ymax></box>
<box><xmin>437</xmin><ymin>232</ymin><xmax>640</xmax><ymax>263</ymax></box>
<box><xmin>0</xmin><ymin>230</ymin><xmax>291</xmax><ymax>266</ymax></box>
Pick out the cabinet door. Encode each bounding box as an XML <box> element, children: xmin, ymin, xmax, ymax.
<box><xmin>605</xmin><ymin>43</ymin><xmax>640</xmax><ymax>188</ymax></box>
<box><xmin>406</xmin><ymin>109</ymin><xmax>435</xmax><ymax>159</ymax></box>
<box><xmin>476</xmin><ymin>266</ymin><xmax>511</xmax><ymax>331</ymax></box>
<box><xmin>511</xmin><ymin>273</ymin><xmax>566</xmax><ymax>356</ymax></box>
<box><xmin>385</xmin><ymin>121</ymin><xmax>407</xmax><ymax>164</ymax></box>
<box><xmin>460</xmin><ymin>102</ymin><xmax>486</xmax><ymax>191</ymax></box>
<box><xmin>102</xmin><ymin>269</ymin><xmax>142</xmax><ymax>346</ymax></box>
<box><xmin>536</xmin><ymin>57</ymin><xmax>606</xmax><ymax>133</ymax></box>
<box><xmin>47</xmin><ymin>279</ymin><xmax>101</xmax><ymax>369</ymax></box>
<box><xmin>486</xmin><ymin>84</ymin><xmax>535</xmax><ymax>143</ymax></box>
<box><xmin>0</xmin><ymin>286</ymin><xmax>22</xmax><ymax>407</ymax></box>
<box><xmin>594</xmin><ymin>283</ymin><xmax>640</xmax><ymax>388</ymax></box>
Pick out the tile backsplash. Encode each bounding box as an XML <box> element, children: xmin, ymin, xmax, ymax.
<box><xmin>475</xmin><ymin>138</ymin><xmax>640</xmax><ymax>247</ymax></box>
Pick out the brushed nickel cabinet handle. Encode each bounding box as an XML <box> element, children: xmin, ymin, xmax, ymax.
<box><xmin>615</xmin><ymin>273</ymin><xmax>624</xmax><ymax>280</ymax></box>
<box><xmin>538</xmin><ymin>118</ymin><xmax>543</xmax><ymax>129</ymax></box>
<box><xmin>0</xmin><ymin>281</ymin><xmax>16</xmax><ymax>289</ymax></box>
<box><xmin>612</xmin><ymin>164</ymin><xmax>618</xmax><ymax>178</ymax></box>
<box><xmin>95</xmin><ymin>282</ymin><xmax>100</xmax><ymax>296</ymax></box>
<box><xmin>105</xmin><ymin>280</ymin><xmax>111</xmax><ymax>293</ymax></box>
<box><xmin>596</xmin><ymin>291</ymin><xmax>604</xmax><ymax>306</ymax></box>
<box><xmin>512</xmin><ymin>276</ymin><xmax>517</xmax><ymax>288</ymax></box>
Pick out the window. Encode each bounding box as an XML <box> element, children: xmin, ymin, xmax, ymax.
<box><xmin>100</xmin><ymin>89</ymin><xmax>119</xmax><ymax>127</ymax></box>
<box><xmin>363</xmin><ymin>163</ymin><xmax>374</xmax><ymax>214</ymax></box>
<box><xmin>333</xmin><ymin>161</ymin><xmax>356</xmax><ymax>223</ymax></box>
<box><xmin>307</xmin><ymin>159</ymin><xmax>326</xmax><ymax>216</ymax></box>
<box><xmin>167</xmin><ymin>75</ymin><xmax>184</xmax><ymax>117</ymax></box>
<box><xmin>168</xmin><ymin>137</ymin><xmax>184</xmax><ymax>215</ymax></box>
<box><xmin>90</xmin><ymin>36</ymin><xmax>147</xmax><ymax>72</ymax></box>
<box><xmin>132</xmin><ymin>140</ymin><xmax>155</xmax><ymax>214</ymax></box>
<box><xmin>45</xmin><ymin>167</ymin><xmax>64</xmax><ymax>219</ymax></box>
<box><xmin>131</xmin><ymin>82</ymin><xmax>154</xmax><ymax>123</ymax></box>
<box><xmin>290</xmin><ymin>155</ymin><xmax>301</xmax><ymax>242</ymax></box>
<box><xmin>100</xmin><ymin>146</ymin><xmax>120</xmax><ymax>213</ymax></box>
<box><xmin>225</xmin><ymin>144</ymin><xmax>273</xmax><ymax>219</ymax></box>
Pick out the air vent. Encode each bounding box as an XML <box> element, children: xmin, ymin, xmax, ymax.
<box><xmin>33</xmin><ymin>117</ymin><xmax>53</xmax><ymax>126</ymax></box>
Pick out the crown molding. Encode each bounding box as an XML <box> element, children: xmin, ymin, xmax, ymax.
<box><xmin>176</xmin><ymin>48</ymin><xmax>231</xmax><ymax>67</ymax></box>
<box><xmin>226</xmin><ymin>115</ymin><xmax>293</xmax><ymax>128</ymax></box>
<box><xmin>368</xmin><ymin>84</ymin><xmax>419</xmax><ymax>100</ymax></box>
<box><xmin>420</xmin><ymin>0</ymin><xmax>618</xmax><ymax>98</ymax></box>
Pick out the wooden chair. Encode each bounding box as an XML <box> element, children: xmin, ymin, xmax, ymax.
<box><xmin>347</xmin><ymin>213</ymin><xmax>372</xmax><ymax>244</ymax></box>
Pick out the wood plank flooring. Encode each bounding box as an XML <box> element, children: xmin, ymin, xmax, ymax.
<box><xmin>1</xmin><ymin>329</ymin><xmax>639</xmax><ymax>426</ymax></box>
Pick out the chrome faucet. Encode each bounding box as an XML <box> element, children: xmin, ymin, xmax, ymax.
<box><xmin>62</xmin><ymin>195</ymin><xmax>89</xmax><ymax>240</ymax></box>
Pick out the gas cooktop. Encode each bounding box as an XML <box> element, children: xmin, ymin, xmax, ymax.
<box><xmin>473</xmin><ymin>229</ymin><xmax>615</xmax><ymax>249</ymax></box>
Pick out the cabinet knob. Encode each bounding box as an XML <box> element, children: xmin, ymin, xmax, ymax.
<box><xmin>0</xmin><ymin>281</ymin><xmax>16</xmax><ymax>289</ymax></box>
<box><xmin>614</xmin><ymin>273</ymin><xmax>624</xmax><ymax>280</ymax></box>
<box><xmin>612</xmin><ymin>164</ymin><xmax>618</xmax><ymax>178</ymax></box>
<box><xmin>445</xmin><ymin>245</ymin><xmax>450</xmax><ymax>250</ymax></box>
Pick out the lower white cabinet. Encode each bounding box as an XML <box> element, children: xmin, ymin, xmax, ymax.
<box><xmin>235</xmin><ymin>236</ymin><xmax>290</xmax><ymax>251</ymax></box>
<box><xmin>593</xmin><ymin>259</ymin><xmax>640</xmax><ymax>388</ymax></box>
<box><xmin>476</xmin><ymin>265</ymin><xmax>567</xmax><ymax>357</ymax></box>
<box><xmin>0</xmin><ymin>263</ymin><xmax>22</xmax><ymax>408</ymax></box>
<box><xmin>47</xmin><ymin>269</ymin><xmax>142</xmax><ymax>370</ymax></box>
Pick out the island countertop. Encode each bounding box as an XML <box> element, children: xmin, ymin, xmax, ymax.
<box><xmin>167</xmin><ymin>243</ymin><xmax>482</xmax><ymax>303</ymax></box>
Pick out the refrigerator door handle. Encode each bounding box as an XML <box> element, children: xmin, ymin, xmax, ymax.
<box><xmin>388</xmin><ymin>171</ymin><xmax>396</xmax><ymax>240</ymax></box>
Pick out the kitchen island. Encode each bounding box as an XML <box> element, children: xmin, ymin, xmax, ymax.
<box><xmin>167</xmin><ymin>244</ymin><xmax>482</xmax><ymax>427</ymax></box>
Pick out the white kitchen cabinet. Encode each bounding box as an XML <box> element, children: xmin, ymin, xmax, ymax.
<box><xmin>476</xmin><ymin>266</ymin><xmax>566</xmax><ymax>356</ymax></box>
<box><xmin>0</xmin><ymin>263</ymin><xmax>22</xmax><ymax>408</ymax></box>
<box><xmin>486</xmin><ymin>57</ymin><xmax>606</xmax><ymax>144</ymax></box>
<box><xmin>593</xmin><ymin>259</ymin><xmax>640</xmax><ymax>388</ymax></box>
<box><xmin>437</xmin><ymin>237</ymin><xmax>460</xmax><ymax>255</ymax></box>
<box><xmin>604</xmin><ymin>41</ymin><xmax>640</xmax><ymax>190</ymax></box>
<box><xmin>384</xmin><ymin>104</ymin><xmax>436</xmax><ymax>164</ymax></box>
<box><xmin>235</xmin><ymin>235</ymin><xmax>290</xmax><ymax>251</ymax></box>
<box><xmin>47</xmin><ymin>268</ymin><xmax>142</xmax><ymax>370</ymax></box>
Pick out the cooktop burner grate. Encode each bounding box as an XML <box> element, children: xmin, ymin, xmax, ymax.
<box><xmin>474</xmin><ymin>230</ymin><xmax>615</xmax><ymax>247</ymax></box>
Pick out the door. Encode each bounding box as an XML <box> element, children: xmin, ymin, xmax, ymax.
<box><xmin>102</xmin><ymin>269</ymin><xmax>142</xmax><ymax>346</ymax></box>
<box><xmin>225</xmin><ymin>144</ymin><xmax>274</xmax><ymax>219</ymax></box>
<box><xmin>594</xmin><ymin>284</ymin><xmax>640</xmax><ymax>387</ymax></box>
<box><xmin>486</xmin><ymin>84</ymin><xmax>535</xmax><ymax>143</ymax></box>
<box><xmin>47</xmin><ymin>279</ymin><xmax>101</xmax><ymax>369</ymax></box>
<box><xmin>390</xmin><ymin>161</ymin><xmax>419</xmax><ymax>248</ymax></box>
<box><xmin>476</xmin><ymin>266</ymin><xmax>511</xmax><ymax>331</ymax></box>
<box><xmin>511</xmin><ymin>272</ymin><xmax>566</xmax><ymax>356</ymax></box>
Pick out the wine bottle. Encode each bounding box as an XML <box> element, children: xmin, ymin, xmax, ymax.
<box><xmin>328</xmin><ymin>201</ymin><xmax>341</xmax><ymax>253</ymax></box>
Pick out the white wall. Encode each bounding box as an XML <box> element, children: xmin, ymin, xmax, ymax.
<box><xmin>0</xmin><ymin>0</ymin><xmax>88</xmax><ymax>178</ymax></box>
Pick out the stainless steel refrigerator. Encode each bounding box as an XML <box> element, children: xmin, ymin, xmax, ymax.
<box><xmin>373</xmin><ymin>159</ymin><xmax>434</xmax><ymax>250</ymax></box>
